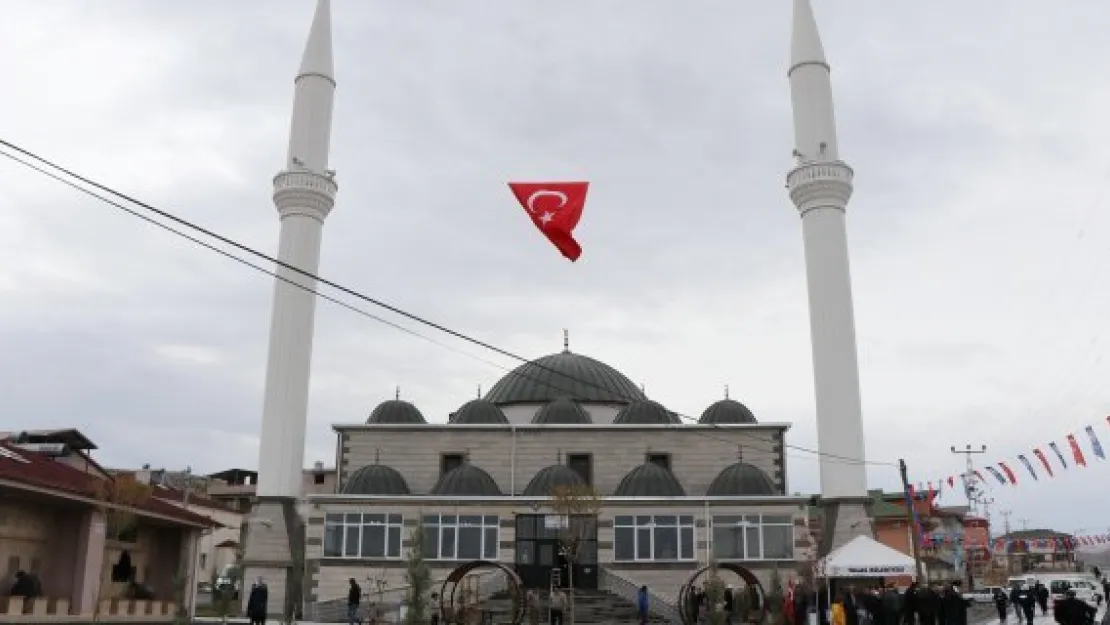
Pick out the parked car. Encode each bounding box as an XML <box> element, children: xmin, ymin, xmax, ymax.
<box><xmin>1050</xmin><ymin>579</ymin><xmax>1102</xmax><ymax>608</ymax></box>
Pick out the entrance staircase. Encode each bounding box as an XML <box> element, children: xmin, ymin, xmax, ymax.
<box><xmin>473</xmin><ymin>589</ymin><xmax>673</xmax><ymax>624</ymax></box>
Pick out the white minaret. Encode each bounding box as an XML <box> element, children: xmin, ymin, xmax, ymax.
<box><xmin>785</xmin><ymin>0</ymin><xmax>873</xmax><ymax>553</ymax></box>
<box><xmin>243</xmin><ymin>0</ymin><xmax>336</xmax><ymax>617</ymax></box>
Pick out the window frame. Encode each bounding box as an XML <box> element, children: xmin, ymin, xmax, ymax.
<box><xmin>613</xmin><ymin>514</ymin><xmax>696</xmax><ymax>562</ymax></box>
<box><xmin>566</xmin><ymin>453</ymin><xmax>593</xmax><ymax>486</ymax></box>
<box><xmin>422</xmin><ymin>514</ymin><xmax>501</xmax><ymax>561</ymax></box>
<box><xmin>710</xmin><ymin>514</ymin><xmax>795</xmax><ymax>561</ymax></box>
<box><xmin>440</xmin><ymin>453</ymin><xmax>466</xmax><ymax>476</ymax></box>
<box><xmin>645</xmin><ymin>452</ymin><xmax>672</xmax><ymax>472</ymax></box>
<box><xmin>322</xmin><ymin>512</ymin><xmax>405</xmax><ymax>560</ymax></box>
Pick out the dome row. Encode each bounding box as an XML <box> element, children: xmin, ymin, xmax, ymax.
<box><xmin>342</xmin><ymin>460</ymin><xmax>775</xmax><ymax>498</ymax></box>
<box><xmin>366</xmin><ymin>398</ymin><xmax>757</xmax><ymax>425</ymax></box>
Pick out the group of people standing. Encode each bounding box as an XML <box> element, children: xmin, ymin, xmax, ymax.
<box><xmin>995</xmin><ymin>581</ymin><xmax>1099</xmax><ymax>625</ymax></box>
<box><xmin>815</xmin><ymin>581</ymin><xmax>971</xmax><ymax>625</ymax></box>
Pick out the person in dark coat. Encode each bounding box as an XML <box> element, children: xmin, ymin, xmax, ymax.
<box><xmin>844</xmin><ymin>588</ymin><xmax>859</xmax><ymax>625</ymax></box>
<box><xmin>818</xmin><ymin>585</ymin><xmax>831</xmax><ymax>625</ymax></box>
<box><xmin>904</xmin><ymin>582</ymin><xmax>919</xmax><ymax>625</ymax></box>
<box><xmin>724</xmin><ymin>585</ymin><xmax>735</xmax><ymax>625</ymax></box>
<box><xmin>1017</xmin><ymin>586</ymin><xmax>1036</xmax><ymax>625</ymax></box>
<box><xmin>1035</xmin><ymin>582</ymin><xmax>1050</xmax><ymax>616</ymax></box>
<box><xmin>1009</xmin><ymin>587</ymin><xmax>1023</xmax><ymax>622</ymax></box>
<box><xmin>247</xmin><ymin>578</ymin><xmax>268</xmax><ymax>625</ymax></box>
<box><xmin>347</xmin><ymin>578</ymin><xmax>362</xmax><ymax>625</ymax></box>
<box><xmin>993</xmin><ymin>589</ymin><xmax>1008</xmax><ymax>623</ymax></box>
<box><xmin>794</xmin><ymin>586</ymin><xmax>811</xmax><ymax>625</ymax></box>
<box><xmin>942</xmin><ymin>583</ymin><xmax>970</xmax><ymax>625</ymax></box>
<box><xmin>934</xmin><ymin>586</ymin><xmax>948</xmax><ymax>625</ymax></box>
<box><xmin>917</xmin><ymin>586</ymin><xmax>938</xmax><ymax>625</ymax></box>
<box><xmin>1055</xmin><ymin>589</ymin><xmax>1096</xmax><ymax>625</ymax></box>
<box><xmin>882</xmin><ymin>585</ymin><xmax>904</xmax><ymax>625</ymax></box>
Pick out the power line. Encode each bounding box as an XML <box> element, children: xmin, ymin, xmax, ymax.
<box><xmin>0</xmin><ymin>138</ymin><xmax>896</xmax><ymax>468</ymax></box>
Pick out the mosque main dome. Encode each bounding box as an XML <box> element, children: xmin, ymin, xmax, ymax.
<box><xmin>484</xmin><ymin>350</ymin><xmax>646</xmax><ymax>405</ymax></box>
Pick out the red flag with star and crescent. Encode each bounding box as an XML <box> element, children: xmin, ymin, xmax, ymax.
<box><xmin>508</xmin><ymin>182</ymin><xmax>589</xmax><ymax>261</ymax></box>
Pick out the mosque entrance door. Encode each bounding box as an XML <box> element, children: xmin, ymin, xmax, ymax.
<box><xmin>514</xmin><ymin>514</ymin><xmax>598</xmax><ymax>590</ymax></box>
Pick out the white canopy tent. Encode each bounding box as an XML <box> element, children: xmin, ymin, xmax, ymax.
<box><xmin>816</xmin><ymin>535</ymin><xmax>918</xmax><ymax>578</ymax></box>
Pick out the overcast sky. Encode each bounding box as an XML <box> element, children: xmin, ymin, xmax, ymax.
<box><xmin>2</xmin><ymin>0</ymin><xmax>1110</xmax><ymax>537</ymax></box>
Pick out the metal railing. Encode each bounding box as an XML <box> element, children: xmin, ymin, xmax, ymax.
<box><xmin>599</xmin><ymin>567</ymin><xmax>680</xmax><ymax>624</ymax></box>
<box><xmin>305</xmin><ymin>569</ymin><xmax>504</xmax><ymax>623</ymax></box>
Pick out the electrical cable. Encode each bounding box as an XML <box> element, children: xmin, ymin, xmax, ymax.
<box><xmin>0</xmin><ymin>138</ymin><xmax>896</xmax><ymax>468</ymax></box>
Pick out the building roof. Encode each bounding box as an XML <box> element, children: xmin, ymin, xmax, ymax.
<box><xmin>342</xmin><ymin>464</ymin><xmax>411</xmax><ymax>496</ymax></box>
<box><xmin>613</xmin><ymin>400</ymin><xmax>681</xmax><ymax>425</ymax></box>
<box><xmin>484</xmin><ymin>350</ymin><xmax>646</xmax><ymax>405</ymax></box>
<box><xmin>0</xmin><ymin>428</ymin><xmax>98</xmax><ymax>450</ymax></box>
<box><xmin>532</xmin><ymin>397</ymin><xmax>592</xmax><ymax>425</ymax></box>
<box><xmin>706</xmin><ymin>461</ymin><xmax>776</xmax><ymax>496</ymax></box>
<box><xmin>207</xmin><ymin>468</ymin><xmax>258</xmax><ymax>484</ymax></box>
<box><xmin>522</xmin><ymin>464</ymin><xmax>585</xmax><ymax>497</ymax></box>
<box><xmin>0</xmin><ymin>443</ymin><xmax>217</xmax><ymax>528</ymax></box>
<box><xmin>613</xmin><ymin>462</ymin><xmax>686</xmax><ymax>497</ymax></box>
<box><xmin>999</xmin><ymin>529</ymin><xmax>1073</xmax><ymax>540</ymax></box>
<box><xmin>431</xmin><ymin>463</ymin><xmax>502</xmax><ymax>496</ymax></box>
<box><xmin>449</xmin><ymin>399</ymin><xmax>509</xmax><ymax>425</ymax></box>
<box><xmin>699</xmin><ymin>399</ymin><xmax>758</xmax><ymax>424</ymax></box>
<box><xmin>367</xmin><ymin>399</ymin><xmax>427</xmax><ymax>424</ymax></box>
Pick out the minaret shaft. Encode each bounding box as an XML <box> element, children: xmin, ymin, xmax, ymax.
<box><xmin>786</xmin><ymin>0</ymin><xmax>870</xmax><ymax>553</ymax></box>
<box><xmin>254</xmin><ymin>0</ymin><xmax>337</xmax><ymax>500</ymax></box>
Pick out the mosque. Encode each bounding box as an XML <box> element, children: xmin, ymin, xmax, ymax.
<box><xmin>242</xmin><ymin>0</ymin><xmax>870</xmax><ymax>616</ymax></box>
<box><xmin>302</xmin><ymin>342</ymin><xmax>811</xmax><ymax>604</ymax></box>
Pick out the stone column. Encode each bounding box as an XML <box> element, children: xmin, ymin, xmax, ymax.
<box><xmin>70</xmin><ymin>508</ymin><xmax>107</xmax><ymax>617</ymax></box>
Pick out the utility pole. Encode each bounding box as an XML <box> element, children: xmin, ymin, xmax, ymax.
<box><xmin>1000</xmin><ymin>510</ymin><xmax>1013</xmax><ymax>575</ymax></box>
<box><xmin>951</xmin><ymin>444</ymin><xmax>987</xmax><ymax>513</ymax></box>
<box><xmin>1019</xmin><ymin>518</ymin><xmax>1030</xmax><ymax>531</ymax></box>
<box><xmin>899</xmin><ymin>459</ymin><xmax>927</xmax><ymax>581</ymax></box>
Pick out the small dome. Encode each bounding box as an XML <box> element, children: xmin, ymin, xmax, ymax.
<box><xmin>532</xmin><ymin>397</ymin><xmax>592</xmax><ymax>425</ymax></box>
<box><xmin>522</xmin><ymin>464</ymin><xmax>586</xmax><ymax>496</ymax></box>
<box><xmin>699</xmin><ymin>399</ymin><xmax>757</xmax><ymax>424</ymax></box>
<box><xmin>613</xmin><ymin>462</ymin><xmax>686</xmax><ymax>497</ymax></box>
<box><xmin>342</xmin><ymin>464</ymin><xmax>411</xmax><ymax>496</ymax></box>
<box><xmin>485</xmin><ymin>350</ymin><xmax>646</xmax><ymax>405</ymax></box>
<box><xmin>367</xmin><ymin>399</ymin><xmax>426</xmax><ymax>424</ymax></box>
<box><xmin>613</xmin><ymin>400</ymin><xmax>681</xmax><ymax>425</ymax></box>
<box><xmin>431</xmin><ymin>463</ymin><xmax>502</xmax><ymax>496</ymax></box>
<box><xmin>450</xmin><ymin>399</ymin><xmax>509</xmax><ymax>424</ymax></box>
<box><xmin>706</xmin><ymin>462</ymin><xmax>776</xmax><ymax>496</ymax></box>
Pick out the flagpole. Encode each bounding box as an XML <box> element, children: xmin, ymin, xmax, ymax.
<box><xmin>899</xmin><ymin>459</ymin><xmax>926</xmax><ymax>581</ymax></box>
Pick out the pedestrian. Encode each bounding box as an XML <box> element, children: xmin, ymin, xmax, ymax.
<box><xmin>832</xmin><ymin>597</ymin><xmax>847</xmax><ymax>625</ymax></box>
<box><xmin>993</xmin><ymin>589</ymin><xmax>1008</xmax><ymax>623</ymax></box>
<box><xmin>550</xmin><ymin>587</ymin><xmax>567</xmax><ymax>625</ymax></box>
<box><xmin>247</xmin><ymin>578</ymin><xmax>268</xmax><ymax>625</ymax></box>
<box><xmin>724</xmin><ymin>585</ymin><xmax>735</xmax><ymax>625</ymax></box>
<box><xmin>1034</xmin><ymin>582</ymin><xmax>1049</xmax><ymax>616</ymax></box>
<box><xmin>882</xmin><ymin>584</ymin><xmax>904</xmax><ymax>625</ymax></box>
<box><xmin>942</xmin><ymin>582</ymin><xmax>970</xmax><ymax>625</ymax></box>
<box><xmin>637</xmin><ymin>585</ymin><xmax>650</xmax><ymax>625</ymax></box>
<box><xmin>1018</xmin><ymin>586</ymin><xmax>1036</xmax><ymax>625</ymax></box>
<box><xmin>1010</xmin><ymin>587</ymin><xmax>1023</xmax><ymax>622</ymax></box>
<box><xmin>347</xmin><ymin>578</ymin><xmax>361</xmax><ymax>625</ymax></box>
<box><xmin>904</xmin><ymin>582</ymin><xmax>920</xmax><ymax>625</ymax></box>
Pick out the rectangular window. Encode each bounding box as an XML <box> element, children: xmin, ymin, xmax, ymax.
<box><xmin>711</xmin><ymin>514</ymin><xmax>795</xmax><ymax>561</ymax></box>
<box><xmin>441</xmin><ymin>453</ymin><xmax>466</xmax><ymax>476</ymax></box>
<box><xmin>567</xmin><ymin>454</ymin><xmax>592</xmax><ymax>486</ymax></box>
<box><xmin>322</xmin><ymin>512</ymin><xmax>404</xmax><ymax>559</ymax></box>
<box><xmin>422</xmin><ymin>514</ymin><xmax>500</xmax><ymax>560</ymax></box>
<box><xmin>612</xmin><ymin>515</ymin><xmax>695</xmax><ymax>562</ymax></box>
<box><xmin>646</xmin><ymin>453</ymin><xmax>671</xmax><ymax>472</ymax></box>
<box><xmin>313</xmin><ymin>473</ymin><xmax>326</xmax><ymax>485</ymax></box>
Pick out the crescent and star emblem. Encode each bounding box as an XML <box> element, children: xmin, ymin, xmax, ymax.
<box><xmin>526</xmin><ymin>190</ymin><xmax>567</xmax><ymax>225</ymax></box>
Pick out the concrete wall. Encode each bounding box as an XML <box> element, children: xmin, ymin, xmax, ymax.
<box><xmin>337</xmin><ymin>425</ymin><xmax>787</xmax><ymax>497</ymax></box>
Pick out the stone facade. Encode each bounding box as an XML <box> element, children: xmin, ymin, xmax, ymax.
<box><xmin>336</xmin><ymin>424</ymin><xmax>787</xmax><ymax>497</ymax></box>
<box><xmin>304</xmin><ymin>497</ymin><xmax>811</xmax><ymax>604</ymax></box>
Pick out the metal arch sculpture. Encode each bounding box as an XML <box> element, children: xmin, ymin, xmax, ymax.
<box><xmin>678</xmin><ymin>563</ymin><xmax>767</xmax><ymax>625</ymax></box>
<box><xmin>438</xmin><ymin>559</ymin><xmax>525</xmax><ymax>625</ymax></box>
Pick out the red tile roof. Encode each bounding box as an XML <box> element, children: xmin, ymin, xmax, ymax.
<box><xmin>0</xmin><ymin>442</ymin><xmax>218</xmax><ymax>528</ymax></box>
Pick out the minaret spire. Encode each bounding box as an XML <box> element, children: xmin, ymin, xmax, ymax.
<box><xmin>247</xmin><ymin>1</ymin><xmax>339</xmax><ymax>609</ymax></box>
<box><xmin>785</xmin><ymin>0</ymin><xmax>871</xmax><ymax>553</ymax></box>
<box><xmin>563</xmin><ymin>329</ymin><xmax>569</xmax><ymax>352</ymax></box>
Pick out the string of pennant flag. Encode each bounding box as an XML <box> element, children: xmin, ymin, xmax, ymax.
<box><xmin>903</xmin><ymin>415</ymin><xmax>1110</xmax><ymax>547</ymax></box>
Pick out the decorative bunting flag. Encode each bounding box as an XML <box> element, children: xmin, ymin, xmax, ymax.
<box><xmin>959</xmin><ymin>474</ymin><xmax>971</xmax><ymax>497</ymax></box>
<box><xmin>508</xmin><ymin>181</ymin><xmax>590</xmax><ymax>261</ymax></box>
<box><xmin>1085</xmin><ymin>426</ymin><xmax>1105</xmax><ymax>460</ymax></box>
<box><xmin>998</xmin><ymin>462</ymin><xmax>1018</xmax><ymax>484</ymax></box>
<box><xmin>1033</xmin><ymin>448</ymin><xmax>1055</xmax><ymax>477</ymax></box>
<box><xmin>947</xmin><ymin>476</ymin><xmax>955</xmax><ymax>488</ymax></box>
<box><xmin>973</xmin><ymin>469</ymin><xmax>987</xmax><ymax>484</ymax></box>
<box><xmin>985</xmin><ymin>466</ymin><xmax>1007</xmax><ymax>484</ymax></box>
<box><xmin>1017</xmin><ymin>455</ymin><xmax>1038</xmax><ymax>480</ymax></box>
<box><xmin>1049</xmin><ymin>442</ymin><xmax>1069</xmax><ymax>469</ymax></box>
<box><xmin>1067</xmin><ymin>434</ymin><xmax>1088</xmax><ymax>467</ymax></box>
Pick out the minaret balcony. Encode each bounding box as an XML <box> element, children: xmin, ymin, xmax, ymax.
<box><xmin>786</xmin><ymin>160</ymin><xmax>853</xmax><ymax>216</ymax></box>
<box><xmin>272</xmin><ymin>169</ymin><xmax>338</xmax><ymax>222</ymax></box>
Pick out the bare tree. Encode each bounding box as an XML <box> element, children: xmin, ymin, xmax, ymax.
<box><xmin>549</xmin><ymin>484</ymin><xmax>602</xmax><ymax>625</ymax></box>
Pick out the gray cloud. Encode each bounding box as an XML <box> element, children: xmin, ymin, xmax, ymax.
<box><xmin>2</xmin><ymin>0</ymin><xmax>1109</xmax><ymax>532</ymax></box>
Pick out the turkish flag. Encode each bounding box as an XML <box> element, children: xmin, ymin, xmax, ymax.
<box><xmin>508</xmin><ymin>182</ymin><xmax>589</xmax><ymax>261</ymax></box>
